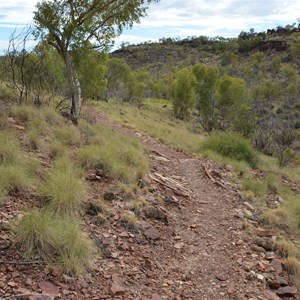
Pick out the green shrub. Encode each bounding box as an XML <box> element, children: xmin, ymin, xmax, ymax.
<box><xmin>40</xmin><ymin>157</ymin><xmax>86</xmax><ymax>216</ymax></box>
<box><xmin>53</xmin><ymin>125</ymin><xmax>81</xmax><ymax>146</ymax></box>
<box><xmin>17</xmin><ymin>210</ymin><xmax>92</xmax><ymax>274</ymax></box>
<box><xmin>202</xmin><ymin>132</ymin><xmax>257</xmax><ymax>166</ymax></box>
<box><xmin>0</xmin><ymin>132</ymin><xmax>21</xmax><ymax>164</ymax></box>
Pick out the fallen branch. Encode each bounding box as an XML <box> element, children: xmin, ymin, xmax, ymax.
<box><xmin>203</xmin><ymin>163</ymin><xmax>215</xmax><ymax>182</ymax></box>
<box><xmin>203</xmin><ymin>163</ymin><xmax>228</xmax><ymax>190</ymax></box>
<box><xmin>149</xmin><ymin>173</ymin><xmax>190</xmax><ymax>198</ymax></box>
<box><xmin>150</xmin><ymin>150</ymin><xmax>169</xmax><ymax>160</ymax></box>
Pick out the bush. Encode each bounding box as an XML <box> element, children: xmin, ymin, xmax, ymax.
<box><xmin>40</xmin><ymin>156</ymin><xmax>86</xmax><ymax>217</ymax></box>
<box><xmin>17</xmin><ymin>210</ymin><xmax>92</xmax><ymax>274</ymax></box>
<box><xmin>202</xmin><ymin>132</ymin><xmax>257</xmax><ymax>166</ymax></box>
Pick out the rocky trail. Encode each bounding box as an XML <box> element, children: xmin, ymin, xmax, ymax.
<box><xmin>0</xmin><ymin>108</ymin><xmax>298</xmax><ymax>300</ymax></box>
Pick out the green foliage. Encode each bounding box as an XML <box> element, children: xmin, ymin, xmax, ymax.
<box><xmin>252</xmin><ymin>80</ymin><xmax>282</xmax><ymax>100</ymax></box>
<box><xmin>172</xmin><ymin>68</ymin><xmax>196</xmax><ymax>119</ymax></box>
<box><xmin>193</xmin><ymin>63</ymin><xmax>219</xmax><ymax>132</ymax></box>
<box><xmin>40</xmin><ymin>156</ymin><xmax>86</xmax><ymax>217</ymax></box>
<box><xmin>53</xmin><ymin>125</ymin><xmax>81</xmax><ymax>146</ymax></box>
<box><xmin>17</xmin><ymin>210</ymin><xmax>92</xmax><ymax>274</ymax></box>
<box><xmin>202</xmin><ymin>132</ymin><xmax>257</xmax><ymax>166</ymax></box>
<box><xmin>216</xmin><ymin>75</ymin><xmax>246</xmax><ymax>130</ymax></box>
<box><xmin>76</xmin><ymin>49</ymin><xmax>108</xmax><ymax>99</ymax></box>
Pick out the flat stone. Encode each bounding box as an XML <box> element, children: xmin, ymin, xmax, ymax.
<box><xmin>144</xmin><ymin>228</ymin><xmax>160</xmax><ymax>240</ymax></box>
<box><xmin>110</xmin><ymin>284</ymin><xmax>126</xmax><ymax>296</ymax></box>
<box><xmin>38</xmin><ymin>281</ymin><xmax>59</xmax><ymax>298</ymax></box>
<box><xmin>276</xmin><ymin>286</ymin><xmax>297</xmax><ymax>297</ymax></box>
<box><xmin>271</xmin><ymin>259</ymin><xmax>283</xmax><ymax>275</ymax></box>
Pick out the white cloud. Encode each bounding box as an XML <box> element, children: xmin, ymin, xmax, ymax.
<box><xmin>0</xmin><ymin>0</ymin><xmax>36</xmax><ymax>25</ymax></box>
<box><xmin>0</xmin><ymin>0</ymin><xmax>300</xmax><ymax>51</ymax></box>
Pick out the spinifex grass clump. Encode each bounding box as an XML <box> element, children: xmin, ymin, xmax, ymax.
<box><xmin>17</xmin><ymin>210</ymin><xmax>92</xmax><ymax>274</ymax></box>
<box><xmin>0</xmin><ymin>164</ymin><xmax>31</xmax><ymax>195</ymax></box>
<box><xmin>77</xmin><ymin>124</ymin><xmax>148</xmax><ymax>183</ymax></box>
<box><xmin>53</xmin><ymin>125</ymin><xmax>81</xmax><ymax>146</ymax></box>
<box><xmin>202</xmin><ymin>132</ymin><xmax>257</xmax><ymax>167</ymax></box>
<box><xmin>40</xmin><ymin>156</ymin><xmax>86</xmax><ymax>217</ymax></box>
<box><xmin>0</xmin><ymin>132</ymin><xmax>31</xmax><ymax>198</ymax></box>
<box><xmin>0</xmin><ymin>132</ymin><xmax>22</xmax><ymax>165</ymax></box>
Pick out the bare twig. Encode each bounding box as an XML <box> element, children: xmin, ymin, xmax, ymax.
<box><xmin>203</xmin><ymin>163</ymin><xmax>228</xmax><ymax>190</ymax></box>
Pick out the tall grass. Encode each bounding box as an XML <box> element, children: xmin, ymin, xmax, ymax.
<box><xmin>17</xmin><ymin>210</ymin><xmax>92</xmax><ymax>274</ymax></box>
<box><xmin>0</xmin><ymin>132</ymin><xmax>22</xmax><ymax>164</ymax></box>
<box><xmin>77</xmin><ymin>125</ymin><xmax>148</xmax><ymax>183</ymax></box>
<box><xmin>53</xmin><ymin>125</ymin><xmax>81</xmax><ymax>146</ymax></box>
<box><xmin>40</xmin><ymin>156</ymin><xmax>86</xmax><ymax>217</ymax></box>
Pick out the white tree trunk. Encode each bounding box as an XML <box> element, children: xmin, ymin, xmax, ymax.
<box><xmin>66</xmin><ymin>52</ymin><xmax>81</xmax><ymax>123</ymax></box>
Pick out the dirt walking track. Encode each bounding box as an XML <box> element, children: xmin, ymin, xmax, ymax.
<box><xmin>92</xmin><ymin>110</ymin><xmax>269</xmax><ymax>300</ymax></box>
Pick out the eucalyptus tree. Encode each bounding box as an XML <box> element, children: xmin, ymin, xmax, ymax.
<box><xmin>33</xmin><ymin>0</ymin><xmax>159</xmax><ymax>122</ymax></box>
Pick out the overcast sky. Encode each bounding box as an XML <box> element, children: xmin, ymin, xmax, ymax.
<box><xmin>0</xmin><ymin>0</ymin><xmax>299</xmax><ymax>52</ymax></box>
